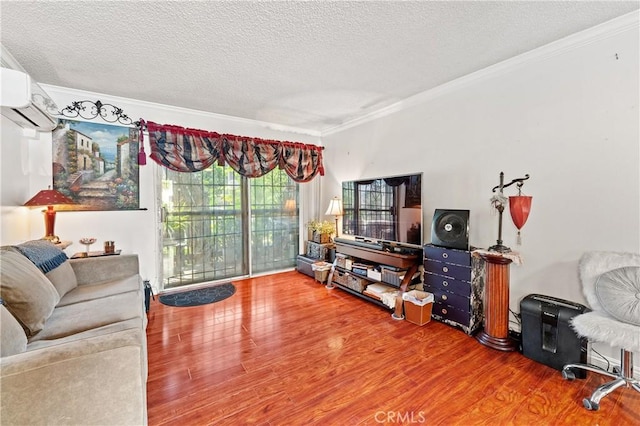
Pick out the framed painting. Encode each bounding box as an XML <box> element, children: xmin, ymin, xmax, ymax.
<box><xmin>52</xmin><ymin>119</ymin><xmax>140</xmax><ymax>211</ymax></box>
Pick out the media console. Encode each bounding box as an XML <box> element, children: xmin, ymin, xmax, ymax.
<box><xmin>329</xmin><ymin>241</ymin><xmax>422</xmax><ymax>318</ymax></box>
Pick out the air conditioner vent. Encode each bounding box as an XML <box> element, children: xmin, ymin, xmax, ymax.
<box><xmin>1</xmin><ymin>67</ymin><xmax>57</xmax><ymax>131</ymax></box>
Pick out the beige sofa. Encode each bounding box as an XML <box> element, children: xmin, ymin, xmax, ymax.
<box><xmin>0</xmin><ymin>241</ymin><xmax>147</xmax><ymax>425</ymax></box>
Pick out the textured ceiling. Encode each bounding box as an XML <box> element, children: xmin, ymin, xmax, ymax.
<box><xmin>1</xmin><ymin>1</ymin><xmax>638</xmax><ymax>134</ymax></box>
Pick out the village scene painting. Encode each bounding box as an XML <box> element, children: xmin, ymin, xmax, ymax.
<box><xmin>52</xmin><ymin>119</ymin><xmax>140</xmax><ymax>211</ymax></box>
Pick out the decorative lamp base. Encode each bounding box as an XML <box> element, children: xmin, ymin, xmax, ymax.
<box><xmin>475</xmin><ymin>330</ymin><xmax>518</xmax><ymax>352</ymax></box>
<box><xmin>488</xmin><ymin>244</ymin><xmax>512</xmax><ymax>253</ymax></box>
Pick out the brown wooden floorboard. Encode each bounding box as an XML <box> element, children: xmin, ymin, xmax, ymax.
<box><xmin>146</xmin><ymin>271</ymin><xmax>640</xmax><ymax>425</ymax></box>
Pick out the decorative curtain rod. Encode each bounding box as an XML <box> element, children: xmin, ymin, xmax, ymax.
<box><xmin>57</xmin><ymin>99</ymin><xmax>145</xmax><ymax>127</ymax></box>
<box><xmin>56</xmin><ymin>99</ymin><xmax>320</xmax><ymax>149</ymax></box>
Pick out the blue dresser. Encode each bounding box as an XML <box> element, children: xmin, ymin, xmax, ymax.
<box><xmin>423</xmin><ymin>244</ymin><xmax>484</xmax><ymax>335</ymax></box>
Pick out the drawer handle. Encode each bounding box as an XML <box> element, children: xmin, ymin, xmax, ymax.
<box><xmin>442</xmin><ymin>266</ymin><xmax>449</xmax><ymax>273</ymax></box>
<box><xmin>443</xmin><ymin>281</ymin><xmax>448</xmax><ymax>287</ymax></box>
<box><xmin>441</xmin><ymin>294</ymin><xmax>448</xmax><ymax>301</ymax></box>
<box><xmin>442</xmin><ymin>253</ymin><xmax>448</xmax><ymax>259</ymax></box>
<box><xmin>441</xmin><ymin>308</ymin><xmax>448</xmax><ymax>315</ymax></box>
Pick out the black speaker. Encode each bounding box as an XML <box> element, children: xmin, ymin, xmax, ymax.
<box><xmin>431</xmin><ymin>209</ymin><xmax>469</xmax><ymax>250</ymax></box>
<box><xmin>521</xmin><ymin>294</ymin><xmax>589</xmax><ymax>377</ymax></box>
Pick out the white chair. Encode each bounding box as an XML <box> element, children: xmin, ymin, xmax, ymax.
<box><xmin>562</xmin><ymin>251</ymin><xmax>640</xmax><ymax>411</ymax></box>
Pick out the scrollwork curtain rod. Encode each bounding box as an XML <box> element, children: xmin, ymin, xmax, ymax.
<box><xmin>57</xmin><ymin>99</ymin><xmax>147</xmax><ymax>129</ymax></box>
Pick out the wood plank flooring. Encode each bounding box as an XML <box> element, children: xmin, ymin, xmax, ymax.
<box><xmin>146</xmin><ymin>271</ymin><xmax>639</xmax><ymax>425</ymax></box>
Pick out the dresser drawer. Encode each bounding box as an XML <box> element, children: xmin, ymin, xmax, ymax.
<box><xmin>424</xmin><ymin>273</ymin><xmax>471</xmax><ymax>297</ymax></box>
<box><xmin>423</xmin><ymin>245</ymin><xmax>471</xmax><ymax>267</ymax></box>
<box><xmin>423</xmin><ymin>259</ymin><xmax>471</xmax><ymax>282</ymax></box>
<box><xmin>426</xmin><ymin>286</ymin><xmax>470</xmax><ymax>311</ymax></box>
<box><xmin>432</xmin><ymin>302</ymin><xmax>471</xmax><ymax>325</ymax></box>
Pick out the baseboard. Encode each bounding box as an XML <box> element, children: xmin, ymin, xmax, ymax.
<box><xmin>587</xmin><ymin>350</ymin><xmax>640</xmax><ymax>380</ymax></box>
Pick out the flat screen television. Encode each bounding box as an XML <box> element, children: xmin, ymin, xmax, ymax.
<box><xmin>341</xmin><ymin>172</ymin><xmax>423</xmax><ymax>249</ymax></box>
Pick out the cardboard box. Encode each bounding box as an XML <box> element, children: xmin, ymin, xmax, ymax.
<box><xmin>402</xmin><ymin>290</ymin><xmax>434</xmax><ymax>326</ymax></box>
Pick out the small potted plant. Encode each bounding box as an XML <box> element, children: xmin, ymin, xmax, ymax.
<box><xmin>307</xmin><ymin>220</ymin><xmax>336</xmax><ymax>243</ymax></box>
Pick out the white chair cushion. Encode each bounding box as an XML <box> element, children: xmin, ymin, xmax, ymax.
<box><xmin>595</xmin><ymin>266</ymin><xmax>640</xmax><ymax>326</ymax></box>
<box><xmin>571</xmin><ymin>310</ymin><xmax>640</xmax><ymax>353</ymax></box>
<box><xmin>579</xmin><ymin>251</ymin><xmax>640</xmax><ymax>312</ymax></box>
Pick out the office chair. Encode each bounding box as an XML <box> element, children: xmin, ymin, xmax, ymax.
<box><xmin>562</xmin><ymin>251</ymin><xmax>640</xmax><ymax>411</ymax></box>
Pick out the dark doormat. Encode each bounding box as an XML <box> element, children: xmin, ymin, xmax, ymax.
<box><xmin>159</xmin><ymin>283</ymin><xmax>236</xmax><ymax>307</ymax></box>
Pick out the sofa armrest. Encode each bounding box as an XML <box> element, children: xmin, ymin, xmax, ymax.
<box><xmin>69</xmin><ymin>254</ymin><xmax>140</xmax><ymax>286</ymax></box>
<box><xmin>1</xmin><ymin>328</ymin><xmax>147</xmax><ymax>425</ymax></box>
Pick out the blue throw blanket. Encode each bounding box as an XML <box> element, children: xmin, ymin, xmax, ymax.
<box><xmin>14</xmin><ymin>240</ymin><xmax>69</xmax><ymax>274</ymax></box>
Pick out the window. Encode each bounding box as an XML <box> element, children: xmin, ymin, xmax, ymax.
<box><xmin>161</xmin><ymin>165</ymin><xmax>298</xmax><ymax>289</ymax></box>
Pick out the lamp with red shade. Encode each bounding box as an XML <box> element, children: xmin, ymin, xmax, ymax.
<box><xmin>489</xmin><ymin>172</ymin><xmax>531</xmax><ymax>253</ymax></box>
<box><xmin>24</xmin><ymin>187</ymin><xmax>76</xmax><ymax>242</ymax></box>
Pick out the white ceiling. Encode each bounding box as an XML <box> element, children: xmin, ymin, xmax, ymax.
<box><xmin>1</xmin><ymin>1</ymin><xmax>638</xmax><ymax>134</ymax></box>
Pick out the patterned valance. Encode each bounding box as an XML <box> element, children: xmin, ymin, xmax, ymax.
<box><xmin>142</xmin><ymin>121</ymin><xmax>324</xmax><ymax>182</ymax></box>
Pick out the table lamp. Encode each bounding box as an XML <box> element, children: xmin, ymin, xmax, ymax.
<box><xmin>284</xmin><ymin>199</ymin><xmax>297</xmax><ymax>213</ymax></box>
<box><xmin>325</xmin><ymin>197</ymin><xmax>343</xmax><ymax>237</ymax></box>
<box><xmin>24</xmin><ymin>187</ymin><xmax>76</xmax><ymax>242</ymax></box>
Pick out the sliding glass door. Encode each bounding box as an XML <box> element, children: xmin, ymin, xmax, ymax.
<box><xmin>160</xmin><ymin>165</ymin><xmax>298</xmax><ymax>289</ymax></box>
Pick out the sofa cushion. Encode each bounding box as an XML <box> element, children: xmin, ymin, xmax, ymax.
<box><xmin>46</xmin><ymin>260</ymin><xmax>78</xmax><ymax>299</ymax></box>
<box><xmin>0</xmin><ymin>304</ymin><xmax>27</xmax><ymax>356</ymax></box>
<box><xmin>0</xmin><ymin>251</ymin><xmax>60</xmax><ymax>336</ymax></box>
<box><xmin>57</xmin><ymin>275</ymin><xmax>141</xmax><ymax>307</ymax></box>
<box><xmin>28</xmin><ymin>290</ymin><xmax>143</xmax><ymax>342</ymax></box>
<box><xmin>595</xmin><ymin>266</ymin><xmax>640</xmax><ymax>326</ymax></box>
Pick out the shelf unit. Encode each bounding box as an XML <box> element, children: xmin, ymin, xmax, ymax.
<box><xmin>330</xmin><ymin>242</ymin><xmax>422</xmax><ymax>316</ymax></box>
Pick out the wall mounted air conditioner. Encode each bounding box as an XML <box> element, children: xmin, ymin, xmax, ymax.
<box><xmin>0</xmin><ymin>67</ymin><xmax>58</xmax><ymax>131</ymax></box>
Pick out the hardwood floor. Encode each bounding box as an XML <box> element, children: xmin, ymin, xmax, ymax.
<box><xmin>146</xmin><ymin>271</ymin><xmax>639</xmax><ymax>425</ymax></box>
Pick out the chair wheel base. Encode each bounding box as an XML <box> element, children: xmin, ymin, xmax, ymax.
<box><xmin>583</xmin><ymin>398</ymin><xmax>599</xmax><ymax>411</ymax></box>
<box><xmin>562</xmin><ymin>369</ymin><xmax>576</xmax><ymax>381</ymax></box>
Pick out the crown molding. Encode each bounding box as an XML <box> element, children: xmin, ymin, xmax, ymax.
<box><xmin>41</xmin><ymin>84</ymin><xmax>323</xmax><ymax>138</ymax></box>
<box><xmin>321</xmin><ymin>10</ymin><xmax>640</xmax><ymax>137</ymax></box>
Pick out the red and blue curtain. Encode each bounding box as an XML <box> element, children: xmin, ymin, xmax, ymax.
<box><xmin>142</xmin><ymin>121</ymin><xmax>324</xmax><ymax>182</ymax></box>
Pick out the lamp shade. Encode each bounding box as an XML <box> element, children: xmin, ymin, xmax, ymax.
<box><xmin>24</xmin><ymin>188</ymin><xmax>75</xmax><ymax>241</ymax></box>
<box><xmin>24</xmin><ymin>189</ymin><xmax>75</xmax><ymax>207</ymax></box>
<box><xmin>325</xmin><ymin>197</ymin><xmax>343</xmax><ymax>216</ymax></box>
<box><xmin>509</xmin><ymin>195</ymin><xmax>532</xmax><ymax>230</ymax></box>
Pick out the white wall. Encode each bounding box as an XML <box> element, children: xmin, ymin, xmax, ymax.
<box><xmin>0</xmin><ymin>88</ymin><xmax>321</xmax><ymax>290</ymax></box>
<box><xmin>322</xmin><ymin>14</ymin><xmax>639</xmax><ymax>359</ymax></box>
<box><xmin>0</xmin><ymin>116</ymin><xmax>33</xmax><ymax>242</ymax></box>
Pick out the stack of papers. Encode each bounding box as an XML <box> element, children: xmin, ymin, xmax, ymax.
<box><xmin>364</xmin><ymin>283</ymin><xmax>398</xmax><ymax>308</ymax></box>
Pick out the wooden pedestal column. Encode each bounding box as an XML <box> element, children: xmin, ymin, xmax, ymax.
<box><xmin>475</xmin><ymin>252</ymin><xmax>518</xmax><ymax>351</ymax></box>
